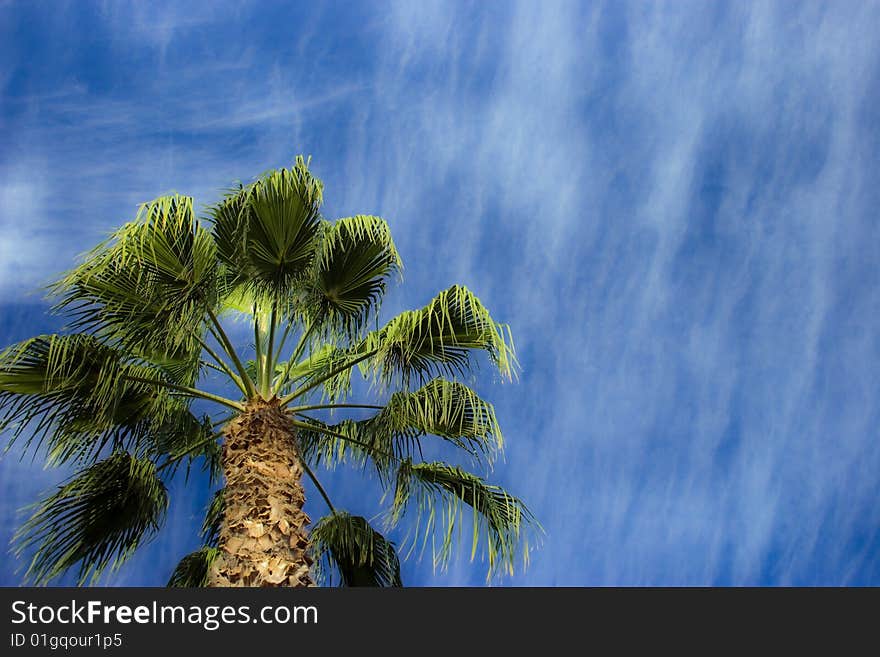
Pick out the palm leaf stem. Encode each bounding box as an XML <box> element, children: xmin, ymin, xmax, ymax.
<box><xmin>299</xmin><ymin>457</ymin><xmax>336</xmax><ymax>513</ymax></box>
<box><xmin>194</xmin><ymin>334</ymin><xmax>247</xmax><ymax>394</ymax></box>
<box><xmin>272</xmin><ymin>321</ymin><xmax>317</xmax><ymax>396</ymax></box>
<box><xmin>205</xmin><ymin>305</ymin><xmax>256</xmax><ymax>398</ymax></box>
<box><xmin>122</xmin><ymin>375</ymin><xmax>244</xmax><ymax>411</ymax></box>
<box><xmin>281</xmin><ymin>349</ymin><xmax>378</xmax><ymax>405</ymax></box>
<box><xmin>291</xmin><ymin>418</ymin><xmax>399</xmax><ymax>463</ymax></box>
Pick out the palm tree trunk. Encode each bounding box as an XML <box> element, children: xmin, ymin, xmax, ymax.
<box><xmin>207</xmin><ymin>398</ymin><xmax>313</xmax><ymax>587</ymax></box>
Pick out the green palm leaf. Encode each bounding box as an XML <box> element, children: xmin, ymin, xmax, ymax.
<box><xmin>275</xmin><ymin>342</ymin><xmax>358</xmax><ymax>401</ymax></box>
<box><xmin>310</xmin><ymin>512</ymin><xmax>402</xmax><ymax>587</ymax></box>
<box><xmin>389</xmin><ymin>461</ymin><xmax>538</xmax><ymax>579</ymax></box>
<box><xmin>209</xmin><ymin>156</ymin><xmax>324</xmax><ymax>305</ymax></box>
<box><xmin>302</xmin><ymin>215</ymin><xmax>402</xmax><ymax>338</ymax></box>
<box><xmin>376</xmin><ymin>378</ymin><xmax>502</xmax><ymax>455</ymax></box>
<box><xmin>14</xmin><ymin>452</ymin><xmax>169</xmax><ymax>585</ymax></box>
<box><xmin>280</xmin><ymin>286</ymin><xmax>515</xmax><ymax>405</ymax></box>
<box><xmin>167</xmin><ymin>547</ymin><xmax>219</xmax><ymax>587</ymax></box>
<box><xmin>297</xmin><ymin>378</ymin><xmax>502</xmax><ymax>473</ymax></box>
<box><xmin>0</xmin><ymin>334</ymin><xmax>191</xmax><ymax>465</ymax></box>
<box><xmin>365</xmin><ymin>285</ymin><xmax>516</xmax><ymax>386</ymax></box>
<box><xmin>201</xmin><ymin>489</ymin><xmax>225</xmax><ymax>546</ymax></box>
<box><xmin>51</xmin><ymin>194</ymin><xmax>217</xmax><ymax>359</ymax></box>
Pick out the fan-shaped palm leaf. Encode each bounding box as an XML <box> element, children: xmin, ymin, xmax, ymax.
<box><xmin>51</xmin><ymin>195</ymin><xmax>217</xmax><ymax>360</ymax></box>
<box><xmin>209</xmin><ymin>156</ymin><xmax>324</xmax><ymax>305</ymax></box>
<box><xmin>151</xmin><ymin>411</ymin><xmax>220</xmax><ymax>483</ymax></box>
<box><xmin>201</xmin><ymin>488</ymin><xmax>225</xmax><ymax>546</ymax></box>
<box><xmin>167</xmin><ymin>547</ymin><xmax>219</xmax><ymax>587</ymax></box>
<box><xmin>14</xmin><ymin>452</ymin><xmax>168</xmax><ymax>585</ymax></box>
<box><xmin>274</xmin><ymin>342</ymin><xmax>358</xmax><ymax>402</ymax></box>
<box><xmin>301</xmin><ymin>215</ymin><xmax>402</xmax><ymax>338</ymax></box>
<box><xmin>280</xmin><ymin>286</ymin><xmax>515</xmax><ymax>405</ymax></box>
<box><xmin>389</xmin><ymin>461</ymin><xmax>538</xmax><ymax>578</ymax></box>
<box><xmin>364</xmin><ymin>285</ymin><xmax>516</xmax><ymax>387</ymax></box>
<box><xmin>310</xmin><ymin>512</ymin><xmax>402</xmax><ymax>587</ymax></box>
<box><xmin>0</xmin><ymin>334</ymin><xmax>190</xmax><ymax>465</ymax></box>
<box><xmin>296</xmin><ymin>378</ymin><xmax>502</xmax><ymax>474</ymax></box>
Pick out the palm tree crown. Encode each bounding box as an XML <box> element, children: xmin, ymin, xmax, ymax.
<box><xmin>0</xmin><ymin>156</ymin><xmax>538</xmax><ymax>586</ymax></box>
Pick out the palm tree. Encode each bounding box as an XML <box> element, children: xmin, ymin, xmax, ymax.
<box><xmin>0</xmin><ymin>156</ymin><xmax>537</xmax><ymax>587</ymax></box>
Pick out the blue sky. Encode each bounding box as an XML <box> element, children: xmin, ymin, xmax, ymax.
<box><xmin>1</xmin><ymin>0</ymin><xmax>879</xmax><ymax>586</ymax></box>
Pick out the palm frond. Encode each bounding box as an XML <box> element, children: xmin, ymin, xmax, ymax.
<box><xmin>0</xmin><ymin>334</ymin><xmax>188</xmax><ymax>465</ymax></box>
<box><xmin>389</xmin><ymin>461</ymin><xmax>538</xmax><ymax>579</ymax></box>
<box><xmin>364</xmin><ymin>285</ymin><xmax>516</xmax><ymax>386</ymax></box>
<box><xmin>51</xmin><ymin>194</ymin><xmax>217</xmax><ymax>360</ymax></box>
<box><xmin>14</xmin><ymin>452</ymin><xmax>169</xmax><ymax>585</ymax></box>
<box><xmin>167</xmin><ymin>547</ymin><xmax>219</xmax><ymax>587</ymax></box>
<box><xmin>377</xmin><ymin>378</ymin><xmax>502</xmax><ymax>456</ymax></box>
<box><xmin>201</xmin><ymin>489</ymin><xmax>224</xmax><ymax>546</ymax></box>
<box><xmin>297</xmin><ymin>378</ymin><xmax>502</xmax><ymax>474</ymax></box>
<box><xmin>301</xmin><ymin>215</ymin><xmax>402</xmax><ymax>339</ymax></box>
<box><xmin>209</xmin><ymin>156</ymin><xmax>324</xmax><ymax>305</ymax></box>
<box><xmin>310</xmin><ymin>512</ymin><xmax>402</xmax><ymax>587</ymax></box>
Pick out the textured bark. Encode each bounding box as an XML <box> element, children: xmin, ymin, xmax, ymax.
<box><xmin>207</xmin><ymin>398</ymin><xmax>313</xmax><ymax>587</ymax></box>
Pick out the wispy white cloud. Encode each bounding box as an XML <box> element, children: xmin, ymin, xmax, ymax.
<box><xmin>0</xmin><ymin>163</ymin><xmax>58</xmax><ymax>299</ymax></box>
